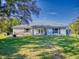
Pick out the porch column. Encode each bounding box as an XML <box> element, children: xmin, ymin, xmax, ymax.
<box><xmin>52</xmin><ymin>28</ymin><xmax>54</xmax><ymax>35</ymax></box>
<box><xmin>32</xmin><ymin>28</ymin><xmax>34</xmax><ymax>35</ymax></box>
<box><xmin>52</xmin><ymin>27</ymin><xmax>55</xmax><ymax>35</ymax></box>
<box><xmin>58</xmin><ymin>28</ymin><xmax>60</xmax><ymax>35</ymax></box>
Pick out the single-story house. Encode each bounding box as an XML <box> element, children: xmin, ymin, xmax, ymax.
<box><xmin>12</xmin><ymin>22</ymin><xmax>71</xmax><ymax>36</ymax></box>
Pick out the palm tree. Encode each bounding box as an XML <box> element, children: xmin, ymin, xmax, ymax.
<box><xmin>0</xmin><ymin>0</ymin><xmax>41</xmax><ymax>24</ymax></box>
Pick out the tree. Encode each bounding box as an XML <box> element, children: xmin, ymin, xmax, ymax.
<box><xmin>0</xmin><ymin>0</ymin><xmax>41</xmax><ymax>24</ymax></box>
<box><xmin>7</xmin><ymin>18</ymin><xmax>21</xmax><ymax>33</ymax></box>
<box><xmin>0</xmin><ymin>17</ymin><xmax>21</xmax><ymax>33</ymax></box>
<box><xmin>69</xmin><ymin>17</ymin><xmax>79</xmax><ymax>37</ymax></box>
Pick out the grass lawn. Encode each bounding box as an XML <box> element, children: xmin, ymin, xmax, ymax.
<box><xmin>0</xmin><ymin>36</ymin><xmax>79</xmax><ymax>59</ymax></box>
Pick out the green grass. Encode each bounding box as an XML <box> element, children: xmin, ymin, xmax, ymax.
<box><xmin>0</xmin><ymin>36</ymin><xmax>79</xmax><ymax>59</ymax></box>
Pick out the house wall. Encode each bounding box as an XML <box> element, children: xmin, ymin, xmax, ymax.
<box><xmin>46</xmin><ymin>28</ymin><xmax>67</xmax><ymax>35</ymax></box>
<box><xmin>32</xmin><ymin>28</ymin><xmax>67</xmax><ymax>36</ymax></box>
<box><xmin>13</xmin><ymin>27</ymin><xmax>68</xmax><ymax>36</ymax></box>
<box><xmin>32</xmin><ymin>29</ymin><xmax>38</xmax><ymax>35</ymax></box>
<box><xmin>32</xmin><ymin>28</ymin><xmax>45</xmax><ymax>35</ymax></box>
<box><xmin>47</xmin><ymin>28</ymin><xmax>61</xmax><ymax>35</ymax></box>
<box><xmin>60</xmin><ymin>28</ymin><xmax>67</xmax><ymax>35</ymax></box>
<box><xmin>47</xmin><ymin>28</ymin><xmax>53</xmax><ymax>35</ymax></box>
<box><xmin>13</xmin><ymin>28</ymin><xmax>25</xmax><ymax>35</ymax></box>
<box><xmin>13</xmin><ymin>28</ymin><xmax>32</xmax><ymax>36</ymax></box>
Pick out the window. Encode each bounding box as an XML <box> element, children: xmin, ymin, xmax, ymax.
<box><xmin>41</xmin><ymin>30</ymin><xmax>43</xmax><ymax>33</ymax></box>
<box><xmin>53</xmin><ymin>28</ymin><xmax>58</xmax><ymax>33</ymax></box>
<box><xmin>38</xmin><ymin>29</ymin><xmax>43</xmax><ymax>34</ymax></box>
<box><xmin>38</xmin><ymin>29</ymin><xmax>40</xmax><ymax>33</ymax></box>
<box><xmin>25</xmin><ymin>29</ymin><xmax>30</xmax><ymax>32</ymax></box>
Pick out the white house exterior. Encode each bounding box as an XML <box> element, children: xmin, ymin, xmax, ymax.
<box><xmin>12</xmin><ymin>22</ymin><xmax>70</xmax><ymax>36</ymax></box>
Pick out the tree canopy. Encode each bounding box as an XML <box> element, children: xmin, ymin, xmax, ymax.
<box><xmin>0</xmin><ymin>17</ymin><xmax>21</xmax><ymax>33</ymax></box>
<box><xmin>0</xmin><ymin>0</ymin><xmax>41</xmax><ymax>24</ymax></box>
<box><xmin>69</xmin><ymin>17</ymin><xmax>79</xmax><ymax>35</ymax></box>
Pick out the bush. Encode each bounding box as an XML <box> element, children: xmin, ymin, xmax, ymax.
<box><xmin>7</xmin><ymin>32</ymin><xmax>10</xmax><ymax>35</ymax></box>
<box><xmin>13</xmin><ymin>34</ymin><xmax>16</xmax><ymax>37</ymax></box>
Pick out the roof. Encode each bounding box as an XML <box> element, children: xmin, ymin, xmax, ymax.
<box><xmin>31</xmin><ymin>22</ymin><xmax>67</xmax><ymax>27</ymax></box>
<box><xmin>12</xmin><ymin>25</ymin><xmax>31</xmax><ymax>29</ymax></box>
<box><xmin>12</xmin><ymin>22</ymin><xmax>68</xmax><ymax>29</ymax></box>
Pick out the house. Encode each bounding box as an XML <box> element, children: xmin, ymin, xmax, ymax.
<box><xmin>12</xmin><ymin>22</ymin><xmax>70</xmax><ymax>36</ymax></box>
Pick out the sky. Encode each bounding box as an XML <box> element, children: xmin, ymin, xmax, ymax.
<box><xmin>33</xmin><ymin>0</ymin><xmax>79</xmax><ymax>25</ymax></box>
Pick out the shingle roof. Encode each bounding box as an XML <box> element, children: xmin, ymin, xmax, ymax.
<box><xmin>12</xmin><ymin>22</ymin><xmax>68</xmax><ymax>29</ymax></box>
<box><xmin>12</xmin><ymin>25</ymin><xmax>31</xmax><ymax>29</ymax></box>
<box><xmin>30</xmin><ymin>22</ymin><xmax>67</xmax><ymax>27</ymax></box>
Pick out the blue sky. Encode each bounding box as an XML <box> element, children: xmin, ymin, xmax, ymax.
<box><xmin>33</xmin><ymin>0</ymin><xmax>79</xmax><ymax>25</ymax></box>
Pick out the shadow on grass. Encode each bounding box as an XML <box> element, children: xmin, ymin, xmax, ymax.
<box><xmin>0</xmin><ymin>36</ymin><xmax>79</xmax><ymax>58</ymax></box>
<box><xmin>0</xmin><ymin>36</ymin><xmax>53</xmax><ymax>58</ymax></box>
<box><xmin>5</xmin><ymin>54</ymin><xmax>26</xmax><ymax>59</ymax></box>
<box><xmin>0</xmin><ymin>37</ymin><xmax>32</xmax><ymax>58</ymax></box>
<box><xmin>55</xmin><ymin>37</ymin><xmax>79</xmax><ymax>55</ymax></box>
<box><xmin>37</xmin><ymin>51</ymin><xmax>65</xmax><ymax>59</ymax></box>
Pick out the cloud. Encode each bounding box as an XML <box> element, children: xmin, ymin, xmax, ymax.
<box><xmin>47</xmin><ymin>12</ymin><xmax>57</xmax><ymax>15</ymax></box>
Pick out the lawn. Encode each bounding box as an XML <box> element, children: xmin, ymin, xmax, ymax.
<box><xmin>0</xmin><ymin>36</ymin><xmax>79</xmax><ymax>59</ymax></box>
